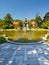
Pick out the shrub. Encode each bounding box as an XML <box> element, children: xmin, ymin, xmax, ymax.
<box><xmin>46</xmin><ymin>35</ymin><xmax>49</xmax><ymax>43</ymax></box>
<box><xmin>47</xmin><ymin>35</ymin><xmax>49</xmax><ymax>39</ymax></box>
<box><xmin>3</xmin><ymin>24</ymin><xmax>14</xmax><ymax>29</ymax></box>
<box><xmin>0</xmin><ymin>36</ymin><xmax>6</xmax><ymax>43</ymax></box>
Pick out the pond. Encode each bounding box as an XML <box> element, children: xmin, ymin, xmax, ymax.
<box><xmin>0</xmin><ymin>29</ymin><xmax>48</xmax><ymax>42</ymax></box>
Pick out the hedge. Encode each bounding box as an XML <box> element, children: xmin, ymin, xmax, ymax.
<box><xmin>0</xmin><ymin>36</ymin><xmax>6</xmax><ymax>44</ymax></box>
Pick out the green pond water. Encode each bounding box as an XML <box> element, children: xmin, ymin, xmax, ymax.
<box><xmin>4</xmin><ymin>30</ymin><xmax>48</xmax><ymax>41</ymax></box>
<box><xmin>0</xmin><ymin>30</ymin><xmax>48</xmax><ymax>42</ymax></box>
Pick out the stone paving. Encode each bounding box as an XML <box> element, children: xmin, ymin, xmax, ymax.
<box><xmin>0</xmin><ymin>42</ymin><xmax>49</xmax><ymax>65</ymax></box>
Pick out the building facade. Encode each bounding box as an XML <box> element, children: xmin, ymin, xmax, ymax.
<box><xmin>12</xmin><ymin>18</ymin><xmax>36</xmax><ymax>30</ymax></box>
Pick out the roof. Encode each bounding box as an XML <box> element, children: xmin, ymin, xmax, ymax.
<box><xmin>31</xmin><ymin>21</ymin><xmax>36</xmax><ymax>26</ymax></box>
<box><xmin>12</xmin><ymin>22</ymin><xmax>19</xmax><ymax>25</ymax></box>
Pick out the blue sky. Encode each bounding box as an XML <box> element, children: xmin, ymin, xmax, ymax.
<box><xmin>0</xmin><ymin>0</ymin><xmax>49</xmax><ymax>20</ymax></box>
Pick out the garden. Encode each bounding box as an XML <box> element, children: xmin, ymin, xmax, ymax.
<box><xmin>0</xmin><ymin>12</ymin><xmax>49</xmax><ymax>43</ymax></box>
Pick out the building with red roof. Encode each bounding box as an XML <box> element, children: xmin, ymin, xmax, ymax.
<box><xmin>31</xmin><ymin>21</ymin><xmax>36</xmax><ymax>27</ymax></box>
<box><xmin>12</xmin><ymin>19</ymin><xmax>36</xmax><ymax>29</ymax></box>
<box><xmin>13</xmin><ymin>22</ymin><xmax>19</xmax><ymax>25</ymax></box>
<box><xmin>12</xmin><ymin>22</ymin><xmax>19</xmax><ymax>29</ymax></box>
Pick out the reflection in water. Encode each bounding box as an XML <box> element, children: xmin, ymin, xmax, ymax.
<box><xmin>12</xmin><ymin>31</ymin><xmax>47</xmax><ymax>41</ymax></box>
<box><xmin>14</xmin><ymin>31</ymin><xmax>35</xmax><ymax>41</ymax></box>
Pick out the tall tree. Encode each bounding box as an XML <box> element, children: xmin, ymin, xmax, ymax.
<box><xmin>4</xmin><ymin>13</ymin><xmax>13</xmax><ymax>24</ymax></box>
<box><xmin>43</xmin><ymin>12</ymin><xmax>49</xmax><ymax>22</ymax></box>
<box><xmin>35</xmin><ymin>15</ymin><xmax>42</xmax><ymax>27</ymax></box>
<box><xmin>0</xmin><ymin>19</ymin><xmax>5</xmax><ymax>29</ymax></box>
<box><xmin>41</xmin><ymin>20</ymin><xmax>49</xmax><ymax>29</ymax></box>
<box><xmin>3</xmin><ymin>13</ymin><xmax>14</xmax><ymax>29</ymax></box>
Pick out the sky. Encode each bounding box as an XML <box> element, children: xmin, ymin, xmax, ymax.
<box><xmin>0</xmin><ymin>0</ymin><xmax>49</xmax><ymax>20</ymax></box>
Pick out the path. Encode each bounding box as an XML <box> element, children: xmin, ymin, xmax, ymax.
<box><xmin>0</xmin><ymin>42</ymin><xmax>49</xmax><ymax>65</ymax></box>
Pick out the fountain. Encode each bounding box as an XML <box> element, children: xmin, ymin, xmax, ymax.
<box><xmin>22</xmin><ymin>18</ymin><xmax>29</xmax><ymax>32</ymax></box>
